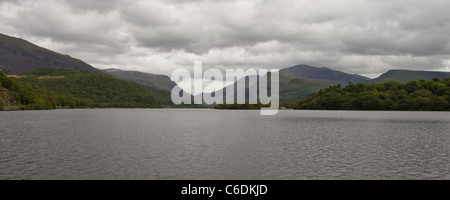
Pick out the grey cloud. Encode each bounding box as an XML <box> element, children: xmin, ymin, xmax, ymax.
<box><xmin>62</xmin><ymin>0</ymin><xmax>128</xmax><ymax>13</ymax></box>
<box><xmin>0</xmin><ymin>0</ymin><xmax>449</xmax><ymax>77</ymax></box>
<box><xmin>2</xmin><ymin>1</ymin><xmax>131</xmax><ymax>55</ymax></box>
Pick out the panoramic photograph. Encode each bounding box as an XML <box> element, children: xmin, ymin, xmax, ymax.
<box><xmin>1</xmin><ymin>0</ymin><xmax>449</xmax><ymax>187</ymax></box>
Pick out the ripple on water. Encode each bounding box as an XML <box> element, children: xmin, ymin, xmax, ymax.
<box><xmin>0</xmin><ymin>109</ymin><xmax>449</xmax><ymax>180</ymax></box>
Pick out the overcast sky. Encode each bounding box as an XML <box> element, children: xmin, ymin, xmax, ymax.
<box><xmin>1</xmin><ymin>0</ymin><xmax>450</xmax><ymax>79</ymax></box>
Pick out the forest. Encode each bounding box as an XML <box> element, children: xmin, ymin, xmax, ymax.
<box><xmin>281</xmin><ymin>78</ymin><xmax>450</xmax><ymax>111</ymax></box>
<box><xmin>1</xmin><ymin>68</ymin><xmax>163</xmax><ymax>110</ymax></box>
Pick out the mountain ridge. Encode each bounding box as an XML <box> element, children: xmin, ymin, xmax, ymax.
<box><xmin>372</xmin><ymin>69</ymin><xmax>450</xmax><ymax>83</ymax></box>
<box><xmin>280</xmin><ymin>64</ymin><xmax>371</xmax><ymax>86</ymax></box>
<box><xmin>0</xmin><ymin>33</ymin><xmax>98</xmax><ymax>74</ymax></box>
<box><xmin>102</xmin><ymin>68</ymin><xmax>176</xmax><ymax>92</ymax></box>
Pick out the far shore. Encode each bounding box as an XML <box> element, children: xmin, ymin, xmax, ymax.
<box><xmin>2</xmin><ymin>106</ymin><xmax>449</xmax><ymax>112</ymax></box>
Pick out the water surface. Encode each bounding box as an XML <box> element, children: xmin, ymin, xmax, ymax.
<box><xmin>1</xmin><ymin>109</ymin><xmax>449</xmax><ymax>179</ymax></box>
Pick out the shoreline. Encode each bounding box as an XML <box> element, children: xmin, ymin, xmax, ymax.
<box><xmin>2</xmin><ymin>107</ymin><xmax>449</xmax><ymax>112</ymax></box>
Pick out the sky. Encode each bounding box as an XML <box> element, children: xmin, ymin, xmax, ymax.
<box><xmin>1</xmin><ymin>0</ymin><xmax>450</xmax><ymax>80</ymax></box>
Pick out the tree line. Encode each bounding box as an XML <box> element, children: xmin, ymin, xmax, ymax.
<box><xmin>1</xmin><ymin>68</ymin><xmax>163</xmax><ymax>110</ymax></box>
<box><xmin>281</xmin><ymin>78</ymin><xmax>450</xmax><ymax>111</ymax></box>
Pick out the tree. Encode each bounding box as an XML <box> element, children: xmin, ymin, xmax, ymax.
<box><xmin>287</xmin><ymin>78</ymin><xmax>450</xmax><ymax>111</ymax></box>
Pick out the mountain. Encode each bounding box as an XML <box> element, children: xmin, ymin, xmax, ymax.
<box><xmin>372</xmin><ymin>70</ymin><xmax>450</xmax><ymax>83</ymax></box>
<box><xmin>206</xmin><ymin>65</ymin><xmax>369</xmax><ymax>104</ymax></box>
<box><xmin>0</xmin><ymin>33</ymin><xmax>176</xmax><ymax>92</ymax></box>
<box><xmin>0</xmin><ymin>33</ymin><xmax>98</xmax><ymax>74</ymax></box>
<box><xmin>277</xmin><ymin>64</ymin><xmax>372</xmax><ymax>101</ymax></box>
<box><xmin>278</xmin><ymin>77</ymin><xmax>328</xmax><ymax>102</ymax></box>
<box><xmin>280</xmin><ymin>64</ymin><xmax>371</xmax><ymax>86</ymax></box>
<box><xmin>102</xmin><ymin>68</ymin><xmax>176</xmax><ymax>92</ymax></box>
<box><xmin>199</xmin><ymin>75</ymin><xmax>260</xmax><ymax>105</ymax></box>
<box><xmin>217</xmin><ymin>74</ymin><xmax>328</xmax><ymax>102</ymax></box>
<box><xmin>0</xmin><ymin>33</ymin><xmax>175</xmax><ymax>109</ymax></box>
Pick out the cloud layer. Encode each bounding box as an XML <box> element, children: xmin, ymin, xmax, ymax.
<box><xmin>1</xmin><ymin>0</ymin><xmax>450</xmax><ymax>78</ymax></box>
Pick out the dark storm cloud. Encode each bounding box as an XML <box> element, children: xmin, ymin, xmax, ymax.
<box><xmin>1</xmin><ymin>0</ymin><xmax>450</xmax><ymax>77</ymax></box>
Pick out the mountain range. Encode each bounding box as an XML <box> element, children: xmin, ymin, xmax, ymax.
<box><xmin>280</xmin><ymin>65</ymin><xmax>371</xmax><ymax>85</ymax></box>
<box><xmin>1</xmin><ymin>33</ymin><xmax>450</xmax><ymax>109</ymax></box>
<box><xmin>200</xmin><ymin>64</ymin><xmax>450</xmax><ymax>103</ymax></box>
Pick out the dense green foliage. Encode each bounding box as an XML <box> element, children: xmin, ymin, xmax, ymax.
<box><xmin>135</xmin><ymin>84</ymin><xmax>173</xmax><ymax>106</ymax></box>
<box><xmin>282</xmin><ymin>78</ymin><xmax>450</xmax><ymax>111</ymax></box>
<box><xmin>17</xmin><ymin>68</ymin><xmax>164</xmax><ymax>108</ymax></box>
<box><xmin>1</xmin><ymin>70</ymin><xmax>60</xmax><ymax>110</ymax></box>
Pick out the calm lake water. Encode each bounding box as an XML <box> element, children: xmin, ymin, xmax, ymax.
<box><xmin>0</xmin><ymin>109</ymin><xmax>449</xmax><ymax>180</ymax></box>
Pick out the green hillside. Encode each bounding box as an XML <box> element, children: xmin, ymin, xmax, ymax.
<box><xmin>1</xmin><ymin>70</ymin><xmax>61</xmax><ymax>110</ymax></box>
<box><xmin>280</xmin><ymin>65</ymin><xmax>371</xmax><ymax>86</ymax></box>
<box><xmin>283</xmin><ymin>78</ymin><xmax>450</xmax><ymax>111</ymax></box>
<box><xmin>14</xmin><ymin>68</ymin><xmax>168</xmax><ymax>108</ymax></box>
<box><xmin>202</xmin><ymin>74</ymin><xmax>329</xmax><ymax>104</ymax></box>
<box><xmin>103</xmin><ymin>68</ymin><xmax>176</xmax><ymax>92</ymax></box>
<box><xmin>279</xmin><ymin>76</ymin><xmax>328</xmax><ymax>102</ymax></box>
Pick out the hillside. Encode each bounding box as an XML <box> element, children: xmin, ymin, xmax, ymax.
<box><xmin>280</xmin><ymin>65</ymin><xmax>371</xmax><ymax>86</ymax></box>
<box><xmin>0</xmin><ymin>63</ymin><xmax>10</xmax><ymax>74</ymax></box>
<box><xmin>1</xmin><ymin>70</ymin><xmax>61</xmax><ymax>110</ymax></box>
<box><xmin>203</xmin><ymin>73</ymin><xmax>328</xmax><ymax>106</ymax></box>
<box><xmin>200</xmin><ymin>75</ymin><xmax>260</xmax><ymax>105</ymax></box>
<box><xmin>14</xmin><ymin>68</ymin><xmax>167</xmax><ymax>108</ymax></box>
<box><xmin>279</xmin><ymin>77</ymin><xmax>328</xmax><ymax>102</ymax></box>
<box><xmin>203</xmin><ymin>65</ymin><xmax>359</xmax><ymax>103</ymax></box>
<box><xmin>372</xmin><ymin>70</ymin><xmax>450</xmax><ymax>83</ymax></box>
<box><xmin>283</xmin><ymin>78</ymin><xmax>450</xmax><ymax>111</ymax></box>
<box><xmin>103</xmin><ymin>68</ymin><xmax>176</xmax><ymax>91</ymax></box>
<box><xmin>0</xmin><ymin>33</ymin><xmax>175</xmax><ymax>108</ymax></box>
<box><xmin>0</xmin><ymin>33</ymin><xmax>98</xmax><ymax>74</ymax></box>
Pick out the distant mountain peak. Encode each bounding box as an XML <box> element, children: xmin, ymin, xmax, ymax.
<box><xmin>280</xmin><ymin>64</ymin><xmax>371</xmax><ymax>85</ymax></box>
<box><xmin>0</xmin><ymin>33</ymin><xmax>98</xmax><ymax>74</ymax></box>
<box><xmin>372</xmin><ymin>69</ymin><xmax>450</xmax><ymax>83</ymax></box>
<box><xmin>102</xmin><ymin>68</ymin><xmax>176</xmax><ymax>92</ymax></box>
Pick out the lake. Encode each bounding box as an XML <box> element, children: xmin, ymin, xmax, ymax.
<box><xmin>0</xmin><ymin>109</ymin><xmax>449</xmax><ymax>180</ymax></box>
